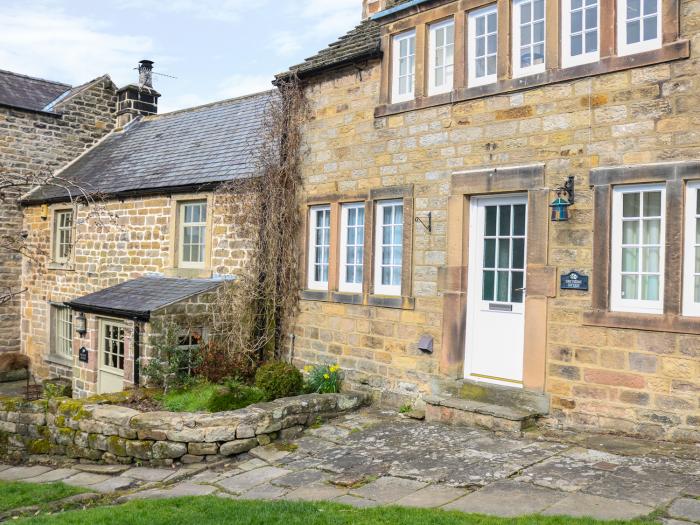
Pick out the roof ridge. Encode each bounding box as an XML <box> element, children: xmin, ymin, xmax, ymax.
<box><xmin>149</xmin><ymin>89</ymin><xmax>276</xmax><ymax>120</ymax></box>
<box><xmin>0</xmin><ymin>68</ymin><xmax>71</xmax><ymax>89</ymax></box>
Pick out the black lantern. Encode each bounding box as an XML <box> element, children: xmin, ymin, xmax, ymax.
<box><xmin>75</xmin><ymin>312</ymin><xmax>87</xmax><ymax>336</ymax></box>
<box><xmin>550</xmin><ymin>176</ymin><xmax>575</xmax><ymax>222</ymax></box>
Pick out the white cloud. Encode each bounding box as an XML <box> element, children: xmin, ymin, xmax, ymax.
<box><xmin>113</xmin><ymin>0</ymin><xmax>269</xmax><ymax>23</ymax></box>
<box><xmin>159</xmin><ymin>74</ymin><xmax>273</xmax><ymax>113</ymax></box>
<box><xmin>0</xmin><ymin>2</ymin><xmax>153</xmax><ymax>87</ymax></box>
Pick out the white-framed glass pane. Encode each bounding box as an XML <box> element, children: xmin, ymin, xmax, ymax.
<box><xmin>619</xmin><ymin>0</ymin><xmax>660</xmax><ymax>54</ymax></box>
<box><xmin>179</xmin><ymin>201</ymin><xmax>207</xmax><ymax>267</ymax></box>
<box><xmin>52</xmin><ymin>305</ymin><xmax>73</xmax><ymax>358</ymax></box>
<box><xmin>54</xmin><ymin>210</ymin><xmax>73</xmax><ymax>261</ymax></box>
<box><xmin>469</xmin><ymin>5</ymin><xmax>498</xmax><ymax>87</ymax></box>
<box><xmin>102</xmin><ymin>323</ymin><xmax>125</xmax><ymax>371</ymax></box>
<box><xmin>308</xmin><ymin>206</ymin><xmax>331</xmax><ymax>289</ymax></box>
<box><xmin>339</xmin><ymin>203</ymin><xmax>365</xmax><ymax>293</ymax></box>
<box><xmin>683</xmin><ymin>184</ymin><xmax>700</xmax><ymax>315</ymax></box>
<box><xmin>429</xmin><ymin>19</ymin><xmax>455</xmax><ymax>95</ymax></box>
<box><xmin>392</xmin><ymin>30</ymin><xmax>416</xmax><ymax>102</ymax></box>
<box><xmin>374</xmin><ymin>200</ymin><xmax>404</xmax><ymax>295</ymax></box>
<box><xmin>513</xmin><ymin>0</ymin><xmax>545</xmax><ymax>76</ymax></box>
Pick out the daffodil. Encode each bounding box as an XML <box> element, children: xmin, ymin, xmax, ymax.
<box><xmin>304</xmin><ymin>365</ymin><xmax>312</xmax><ymax>373</ymax></box>
<box><xmin>323</xmin><ymin>373</ymin><xmax>330</xmax><ymax>380</ymax></box>
<box><xmin>329</xmin><ymin>365</ymin><xmax>338</xmax><ymax>373</ymax></box>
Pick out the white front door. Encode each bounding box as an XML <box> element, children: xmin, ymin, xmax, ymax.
<box><xmin>98</xmin><ymin>319</ymin><xmax>126</xmax><ymax>394</ymax></box>
<box><xmin>465</xmin><ymin>194</ymin><xmax>528</xmax><ymax>387</ymax></box>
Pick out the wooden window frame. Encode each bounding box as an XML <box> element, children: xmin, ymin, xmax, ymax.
<box><xmin>427</xmin><ymin>17</ymin><xmax>456</xmax><ymax>96</ymax></box>
<box><xmin>682</xmin><ymin>181</ymin><xmax>700</xmax><ymax>317</ymax></box>
<box><xmin>585</xmin><ymin>161</ymin><xmax>700</xmax><ymax>334</ymax></box>
<box><xmin>610</xmin><ymin>183</ymin><xmax>666</xmax><ymax>314</ymax></box>
<box><xmin>178</xmin><ymin>200</ymin><xmax>208</xmax><ymax>270</ymax></box>
<box><xmin>49</xmin><ymin>303</ymin><xmax>73</xmax><ymax>364</ymax></box>
<box><xmin>467</xmin><ymin>4</ymin><xmax>499</xmax><ymax>87</ymax></box>
<box><xmin>376</xmin><ymin>0</ymin><xmax>685</xmax><ymax>117</ymax></box>
<box><xmin>512</xmin><ymin>0</ymin><xmax>547</xmax><ymax>77</ymax></box>
<box><xmin>391</xmin><ymin>29</ymin><xmax>417</xmax><ymax>103</ymax></box>
<box><xmin>561</xmin><ymin>0</ymin><xmax>601</xmax><ymax>67</ymax></box>
<box><xmin>617</xmin><ymin>0</ymin><xmax>662</xmax><ymax>56</ymax></box>
<box><xmin>167</xmin><ymin>193</ymin><xmax>214</xmax><ymax>278</ymax></box>
<box><xmin>307</xmin><ymin>205</ymin><xmax>332</xmax><ymax>291</ymax></box>
<box><xmin>48</xmin><ymin>207</ymin><xmax>76</xmax><ymax>269</ymax></box>
<box><xmin>301</xmin><ymin>185</ymin><xmax>415</xmax><ymax>309</ymax></box>
<box><xmin>339</xmin><ymin>202</ymin><xmax>365</xmax><ymax>294</ymax></box>
<box><xmin>374</xmin><ymin>199</ymin><xmax>405</xmax><ymax>296</ymax></box>
<box><xmin>99</xmin><ymin>318</ymin><xmax>126</xmax><ymax>374</ymax></box>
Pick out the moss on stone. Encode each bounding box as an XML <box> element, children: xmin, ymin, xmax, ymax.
<box><xmin>27</xmin><ymin>438</ymin><xmax>51</xmax><ymax>454</ymax></box>
<box><xmin>55</xmin><ymin>415</ymin><xmax>66</xmax><ymax>427</ymax></box>
<box><xmin>0</xmin><ymin>397</ymin><xmax>21</xmax><ymax>412</ymax></box>
<box><xmin>36</xmin><ymin>426</ymin><xmax>51</xmax><ymax>439</ymax></box>
<box><xmin>107</xmin><ymin>435</ymin><xmax>127</xmax><ymax>457</ymax></box>
<box><xmin>58</xmin><ymin>400</ymin><xmax>90</xmax><ymax>420</ymax></box>
<box><xmin>0</xmin><ymin>431</ymin><xmax>9</xmax><ymax>457</ymax></box>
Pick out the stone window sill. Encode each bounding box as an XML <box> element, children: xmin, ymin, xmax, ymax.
<box><xmin>376</xmin><ymin>41</ymin><xmax>689</xmax><ymax>118</ymax></box>
<box><xmin>163</xmin><ymin>267</ymin><xmax>213</xmax><ymax>279</ymax></box>
<box><xmin>583</xmin><ymin>310</ymin><xmax>700</xmax><ymax>335</ymax></box>
<box><xmin>47</xmin><ymin>262</ymin><xmax>74</xmax><ymax>271</ymax></box>
<box><xmin>300</xmin><ymin>290</ymin><xmax>415</xmax><ymax>310</ymax></box>
<box><xmin>45</xmin><ymin>354</ymin><xmax>73</xmax><ymax>368</ymax></box>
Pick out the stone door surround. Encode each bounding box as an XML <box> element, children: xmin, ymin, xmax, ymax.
<box><xmin>440</xmin><ymin>164</ymin><xmax>554</xmax><ymax>391</ymax></box>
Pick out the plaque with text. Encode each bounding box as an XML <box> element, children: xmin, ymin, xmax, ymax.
<box><xmin>561</xmin><ymin>271</ymin><xmax>589</xmax><ymax>291</ymax></box>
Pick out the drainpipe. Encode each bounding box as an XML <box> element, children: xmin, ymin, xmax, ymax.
<box><xmin>133</xmin><ymin>320</ymin><xmax>141</xmax><ymax>387</ymax></box>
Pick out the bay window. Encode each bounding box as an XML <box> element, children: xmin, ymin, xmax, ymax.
<box><xmin>468</xmin><ymin>5</ymin><xmax>498</xmax><ymax>87</ymax></box>
<box><xmin>339</xmin><ymin>203</ymin><xmax>365</xmax><ymax>293</ymax></box>
<box><xmin>562</xmin><ymin>0</ymin><xmax>599</xmax><ymax>67</ymax></box>
<box><xmin>392</xmin><ymin>30</ymin><xmax>416</xmax><ymax>103</ymax></box>
<box><xmin>512</xmin><ymin>0</ymin><xmax>546</xmax><ymax>77</ymax></box>
<box><xmin>374</xmin><ymin>200</ymin><xmax>404</xmax><ymax>296</ymax></box>
<box><xmin>610</xmin><ymin>184</ymin><xmax>665</xmax><ymax>314</ymax></box>
<box><xmin>308</xmin><ymin>205</ymin><xmax>331</xmax><ymax>290</ymax></box>
<box><xmin>428</xmin><ymin>19</ymin><xmax>455</xmax><ymax>95</ymax></box>
<box><xmin>617</xmin><ymin>0</ymin><xmax>661</xmax><ymax>55</ymax></box>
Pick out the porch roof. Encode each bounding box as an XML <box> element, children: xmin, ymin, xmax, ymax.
<box><xmin>65</xmin><ymin>277</ymin><xmax>222</xmax><ymax>321</ymax></box>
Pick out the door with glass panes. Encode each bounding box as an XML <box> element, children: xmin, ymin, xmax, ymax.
<box><xmin>466</xmin><ymin>195</ymin><xmax>527</xmax><ymax>386</ymax></box>
<box><xmin>98</xmin><ymin>319</ymin><xmax>126</xmax><ymax>394</ymax></box>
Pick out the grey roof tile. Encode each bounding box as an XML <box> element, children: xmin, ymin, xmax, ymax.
<box><xmin>66</xmin><ymin>277</ymin><xmax>222</xmax><ymax>320</ymax></box>
<box><xmin>24</xmin><ymin>90</ymin><xmax>275</xmax><ymax>203</ymax></box>
<box><xmin>0</xmin><ymin>69</ymin><xmax>71</xmax><ymax>113</ymax></box>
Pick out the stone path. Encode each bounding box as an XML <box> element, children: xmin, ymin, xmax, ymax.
<box><xmin>1</xmin><ymin>408</ymin><xmax>699</xmax><ymax>523</ymax></box>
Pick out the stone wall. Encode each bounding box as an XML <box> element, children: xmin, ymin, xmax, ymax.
<box><xmin>21</xmin><ymin>191</ymin><xmax>254</xmax><ymax>382</ymax></box>
<box><xmin>0</xmin><ymin>392</ymin><xmax>367</xmax><ymax>465</ymax></box>
<box><xmin>292</xmin><ymin>0</ymin><xmax>700</xmax><ymax>442</ymax></box>
<box><xmin>0</xmin><ymin>76</ymin><xmax>117</xmax><ymax>354</ymax></box>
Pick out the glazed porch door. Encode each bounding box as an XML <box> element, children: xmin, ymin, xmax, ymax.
<box><xmin>465</xmin><ymin>195</ymin><xmax>528</xmax><ymax>387</ymax></box>
<box><xmin>97</xmin><ymin>319</ymin><xmax>125</xmax><ymax>394</ymax></box>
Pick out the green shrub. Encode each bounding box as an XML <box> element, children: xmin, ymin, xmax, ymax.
<box><xmin>207</xmin><ymin>380</ymin><xmax>266</xmax><ymax>412</ymax></box>
<box><xmin>304</xmin><ymin>363</ymin><xmax>342</xmax><ymax>394</ymax></box>
<box><xmin>254</xmin><ymin>362</ymin><xmax>304</xmax><ymax>401</ymax></box>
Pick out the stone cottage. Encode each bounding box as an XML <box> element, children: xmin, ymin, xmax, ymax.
<box><xmin>19</xmin><ymin>62</ymin><xmax>272</xmax><ymax>397</ymax></box>
<box><xmin>280</xmin><ymin>0</ymin><xmax>699</xmax><ymax>442</ymax></box>
<box><xmin>0</xmin><ymin>69</ymin><xmax>117</xmax><ymax>355</ymax></box>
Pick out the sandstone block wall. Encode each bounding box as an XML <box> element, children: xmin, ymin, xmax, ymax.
<box><xmin>0</xmin><ymin>77</ymin><xmax>117</xmax><ymax>353</ymax></box>
<box><xmin>21</xmin><ymin>191</ymin><xmax>254</xmax><ymax>382</ymax></box>
<box><xmin>293</xmin><ymin>0</ymin><xmax>700</xmax><ymax>442</ymax></box>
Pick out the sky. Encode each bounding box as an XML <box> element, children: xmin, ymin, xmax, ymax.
<box><xmin>0</xmin><ymin>0</ymin><xmax>362</xmax><ymax>113</ymax></box>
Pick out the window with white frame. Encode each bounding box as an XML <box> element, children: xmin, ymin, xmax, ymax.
<box><xmin>51</xmin><ymin>305</ymin><xmax>73</xmax><ymax>359</ymax></box>
<box><xmin>683</xmin><ymin>181</ymin><xmax>700</xmax><ymax>316</ymax></box>
<box><xmin>562</xmin><ymin>0</ymin><xmax>599</xmax><ymax>67</ymax></box>
<box><xmin>428</xmin><ymin>19</ymin><xmax>455</xmax><ymax>95</ymax></box>
<box><xmin>374</xmin><ymin>200</ymin><xmax>403</xmax><ymax>296</ymax></box>
<box><xmin>53</xmin><ymin>209</ymin><xmax>73</xmax><ymax>263</ymax></box>
<box><xmin>512</xmin><ymin>0</ymin><xmax>546</xmax><ymax>77</ymax></box>
<box><xmin>339</xmin><ymin>203</ymin><xmax>365</xmax><ymax>293</ymax></box>
<box><xmin>178</xmin><ymin>201</ymin><xmax>207</xmax><ymax>269</ymax></box>
<box><xmin>392</xmin><ymin>30</ymin><xmax>416</xmax><ymax>103</ymax></box>
<box><xmin>102</xmin><ymin>321</ymin><xmax>125</xmax><ymax>371</ymax></box>
<box><xmin>617</xmin><ymin>0</ymin><xmax>661</xmax><ymax>55</ymax></box>
<box><xmin>308</xmin><ymin>205</ymin><xmax>331</xmax><ymax>290</ymax></box>
<box><xmin>610</xmin><ymin>184</ymin><xmax>665</xmax><ymax>314</ymax></box>
<box><xmin>468</xmin><ymin>5</ymin><xmax>498</xmax><ymax>87</ymax></box>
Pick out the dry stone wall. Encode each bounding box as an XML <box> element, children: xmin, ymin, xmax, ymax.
<box><xmin>0</xmin><ymin>392</ymin><xmax>368</xmax><ymax>465</ymax></box>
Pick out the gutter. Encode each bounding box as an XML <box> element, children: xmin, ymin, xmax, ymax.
<box><xmin>64</xmin><ymin>302</ymin><xmax>151</xmax><ymax>322</ymax></box>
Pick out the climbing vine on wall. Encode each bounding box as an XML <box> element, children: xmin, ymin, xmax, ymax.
<box><xmin>210</xmin><ymin>76</ymin><xmax>308</xmax><ymax>369</ymax></box>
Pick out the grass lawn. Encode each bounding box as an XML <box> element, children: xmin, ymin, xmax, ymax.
<box><xmin>15</xmin><ymin>496</ymin><xmax>658</xmax><ymax>525</ymax></box>
<box><xmin>0</xmin><ymin>481</ymin><xmax>86</xmax><ymax>512</ymax></box>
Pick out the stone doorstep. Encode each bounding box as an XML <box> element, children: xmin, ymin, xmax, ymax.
<box><xmin>424</xmin><ymin>395</ymin><xmax>543</xmax><ymax>432</ymax></box>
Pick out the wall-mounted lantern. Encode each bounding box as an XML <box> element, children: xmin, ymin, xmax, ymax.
<box><xmin>75</xmin><ymin>312</ymin><xmax>87</xmax><ymax>337</ymax></box>
<box><xmin>550</xmin><ymin>176</ymin><xmax>575</xmax><ymax>222</ymax></box>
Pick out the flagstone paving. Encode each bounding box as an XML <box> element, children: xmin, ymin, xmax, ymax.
<box><xmin>1</xmin><ymin>408</ymin><xmax>699</xmax><ymax>522</ymax></box>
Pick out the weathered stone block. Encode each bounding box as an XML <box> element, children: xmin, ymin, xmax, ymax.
<box><xmin>124</xmin><ymin>440</ymin><xmax>153</xmax><ymax>460</ymax></box>
<box><xmin>219</xmin><ymin>438</ymin><xmax>258</xmax><ymax>456</ymax></box>
<box><xmin>152</xmin><ymin>441</ymin><xmax>187</xmax><ymax>459</ymax></box>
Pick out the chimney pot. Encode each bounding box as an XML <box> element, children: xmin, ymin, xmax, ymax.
<box><xmin>116</xmin><ymin>59</ymin><xmax>160</xmax><ymax>128</ymax></box>
<box><xmin>138</xmin><ymin>59</ymin><xmax>154</xmax><ymax>87</ymax></box>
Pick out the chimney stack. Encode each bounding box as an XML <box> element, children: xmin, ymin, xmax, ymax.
<box><xmin>362</xmin><ymin>0</ymin><xmax>388</xmax><ymax>19</ymax></box>
<box><xmin>116</xmin><ymin>59</ymin><xmax>161</xmax><ymax>128</ymax></box>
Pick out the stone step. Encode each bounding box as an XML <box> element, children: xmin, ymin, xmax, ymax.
<box><xmin>455</xmin><ymin>379</ymin><xmax>550</xmax><ymax>414</ymax></box>
<box><xmin>423</xmin><ymin>395</ymin><xmax>544</xmax><ymax>433</ymax></box>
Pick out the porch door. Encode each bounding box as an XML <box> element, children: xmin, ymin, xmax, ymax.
<box><xmin>98</xmin><ymin>319</ymin><xmax>126</xmax><ymax>394</ymax></box>
<box><xmin>465</xmin><ymin>194</ymin><xmax>528</xmax><ymax>387</ymax></box>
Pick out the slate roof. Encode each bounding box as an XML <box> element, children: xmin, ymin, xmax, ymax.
<box><xmin>66</xmin><ymin>277</ymin><xmax>222</xmax><ymax>320</ymax></box>
<box><xmin>281</xmin><ymin>0</ymin><xmax>415</xmax><ymax>79</ymax></box>
<box><xmin>0</xmin><ymin>69</ymin><xmax>71</xmax><ymax>113</ymax></box>
<box><xmin>24</xmin><ymin>90</ymin><xmax>275</xmax><ymax>204</ymax></box>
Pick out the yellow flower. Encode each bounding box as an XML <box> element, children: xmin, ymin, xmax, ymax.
<box><xmin>303</xmin><ymin>365</ymin><xmax>312</xmax><ymax>373</ymax></box>
<box><xmin>323</xmin><ymin>373</ymin><xmax>330</xmax><ymax>380</ymax></box>
<box><xmin>329</xmin><ymin>365</ymin><xmax>339</xmax><ymax>373</ymax></box>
